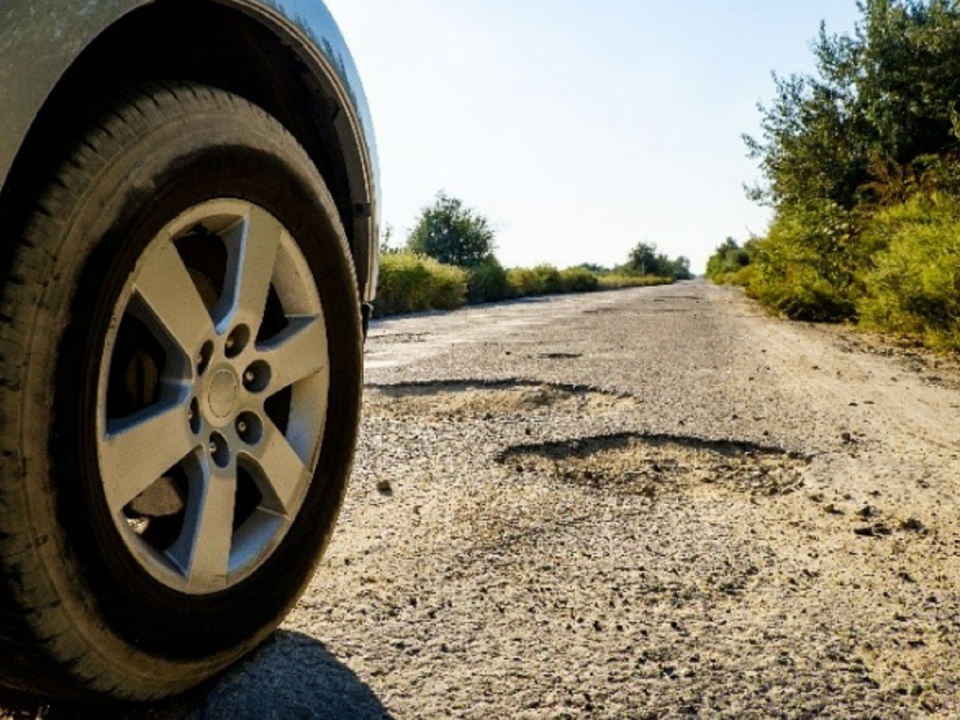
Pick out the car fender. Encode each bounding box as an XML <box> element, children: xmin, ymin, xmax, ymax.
<box><xmin>0</xmin><ymin>0</ymin><xmax>380</xmax><ymax>300</ymax></box>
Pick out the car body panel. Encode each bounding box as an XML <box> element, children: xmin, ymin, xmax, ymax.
<box><xmin>0</xmin><ymin>0</ymin><xmax>380</xmax><ymax>300</ymax></box>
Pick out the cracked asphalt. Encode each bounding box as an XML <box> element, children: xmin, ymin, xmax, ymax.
<box><xmin>5</xmin><ymin>280</ymin><xmax>960</xmax><ymax>718</ymax></box>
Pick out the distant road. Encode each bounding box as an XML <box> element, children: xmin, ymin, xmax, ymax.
<box><xmin>7</xmin><ymin>281</ymin><xmax>960</xmax><ymax>717</ymax></box>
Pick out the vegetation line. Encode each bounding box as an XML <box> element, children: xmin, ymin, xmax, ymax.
<box><xmin>710</xmin><ymin>0</ymin><xmax>960</xmax><ymax>352</ymax></box>
<box><xmin>375</xmin><ymin>192</ymin><xmax>690</xmax><ymax>318</ymax></box>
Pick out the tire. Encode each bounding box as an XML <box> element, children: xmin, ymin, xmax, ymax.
<box><xmin>0</xmin><ymin>82</ymin><xmax>362</xmax><ymax>700</ymax></box>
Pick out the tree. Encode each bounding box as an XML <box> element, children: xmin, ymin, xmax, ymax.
<box><xmin>626</xmin><ymin>241</ymin><xmax>663</xmax><ymax>276</ymax></box>
<box><xmin>743</xmin><ymin>24</ymin><xmax>869</xmax><ymax>209</ymax></box>
<box><xmin>576</xmin><ymin>262</ymin><xmax>611</xmax><ymax>275</ymax></box>
<box><xmin>706</xmin><ymin>237</ymin><xmax>755</xmax><ymax>280</ymax></box>
<box><xmin>670</xmin><ymin>256</ymin><xmax>694</xmax><ymax>280</ymax></box>
<box><xmin>407</xmin><ymin>192</ymin><xmax>495</xmax><ymax>268</ymax></box>
<box><xmin>381</xmin><ymin>224</ymin><xmax>403</xmax><ymax>255</ymax></box>
<box><xmin>745</xmin><ymin>0</ymin><xmax>960</xmax><ymax>211</ymax></box>
<box><xmin>624</xmin><ymin>241</ymin><xmax>691</xmax><ymax>279</ymax></box>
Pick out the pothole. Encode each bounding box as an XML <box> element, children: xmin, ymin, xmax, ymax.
<box><xmin>537</xmin><ymin>352</ymin><xmax>583</xmax><ymax>360</ymax></box>
<box><xmin>364</xmin><ymin>379</ymin><xmax>633</xmax><ymax>420</ymax></box>
<box><xmin>499</xmin><ymin>433</ymin><xmax>810</xmax><ymax>498</ymax></box>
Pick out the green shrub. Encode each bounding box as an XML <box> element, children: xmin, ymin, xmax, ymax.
<box><xmin>751</xmin><ymin>264</ymin><xmax>855</xmax><ymax>321</ymax></box>
<box><xmin>374</xmin><ymin>252</ymin><xmax>466</xmax><ymax>318</ymax></box>
<box><xmin>747</xmin><ymin>200</ymin><xmax>867</xmax><ymax>322</ymax></box>
<box><xmin>506</xmin><ymin>264</ymin><xmax>564</xmax><ymax>296</ymax></box>
<box><xmin>597</xmin><ymin>274</ymin><xmax>674</xmax><ymax>290</ymax></box>
<box><xmin>505</xmin><ymin>267</ymin><xmax>542</xmax><ymax>296</ymax></box>
<box><xmin>712</xmin><ymin>265</ymin><xmax>756</xmax><ymax>287</ymax></box>
<box><xmin>466</xmin><ymin>256</ymin><xmax>514</xmax><ymax>304</ymax></box>
<box><xmin>535</xmin><ymin>264</ymin><xmax>563</xmax><ymax>294</ymax></box>
<box><xmin>706</xmin><ymin>238</ymin><xmax>755</xmax><ymax>282</ymax></box>
<box><xmin>375</xmin><ymin>254</ymin><xmax>679</xmax><ymax>319</ymax></box>
<box><xmin>557</xmin><ymin>267</ymin><xmax>599</xmax><ymax>293</ymax></box>
<box><xmin>858</xmin><ymin>193</ymin><xmax>960</xmax><ymax>350</ymax></box>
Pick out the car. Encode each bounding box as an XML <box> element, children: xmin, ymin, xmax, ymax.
<box><xmin>0</xmin><ymin>0</ymin><xmax>378</xmax><ymax>702</ymax></box>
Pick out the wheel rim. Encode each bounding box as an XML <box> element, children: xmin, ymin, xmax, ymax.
<box><xmin>96</xmin><ymin>199</ymin><xmax>329</xmax><ymax>594</ymax></box>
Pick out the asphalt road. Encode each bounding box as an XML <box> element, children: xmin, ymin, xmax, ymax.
<box><xmin>5</xmin><ymin>280</ymin><xmax>960</xmax><ymax>718</ymax></box>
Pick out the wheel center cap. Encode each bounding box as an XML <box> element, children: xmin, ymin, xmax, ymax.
<box><xmin>208</xmin><ymin>369</ymin><xmax>239</xmax><ymax>420</ymax></box>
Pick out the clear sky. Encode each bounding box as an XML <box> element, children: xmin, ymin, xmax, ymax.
<box><xmin>325</xmin><ymin>0</ymin><xmax>863</xmax><ymax>273</ymax></box>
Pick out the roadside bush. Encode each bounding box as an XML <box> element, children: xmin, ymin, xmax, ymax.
<box><xmin>374</xmin><ymin>252</ymin><xmax>466</xmax><ymax>318</ymax></box>
<box><xmin>506</xmin><ymin>264</ymin><xmax>563</xmax><ymax>296</ymax></box>
<box><xmin>375</xmin><ymin>256</ymin><xmax>677</xmax><ymax>318</ymax></box>
<box><xmin>534</xmin><ymin>264</ymin><xmax>564</xmax><ymax>294</ymax></box>
<box><xmin>597</xmin><ymin>274</ymin><xmax>673</xmax><ymax>290</ymax></box>
<box><xmin>733</xmin><ymin>1</ymin><xmax>960</xmax><ymax>350</ymax></box>
<box><xmin>557</xmin><ymin>267</ymin><xmax>599</xmax><ymax>293</ymax></box>
<box><xmin>858</xmin><ymin>194</ymin><xmax>960</xmax><ymax>350</ymax></box>
<box><xmin>504</xmin><ymin>267</ymin><xmax>541</xmax><ymax>296</ymax></box>
<box><xmin>747</xmin><ymin>201</ymin><xmax>866</xmax><ymax>322</ymax></box>
<box><xmin>706</xmin><ymin>237</ymin><xmax>755</xmax><ymax>282</ymax></box>
<box><xmin>466</xmin><ymin>256</ymin><xmax>514</xmax><ymax>304</ymax></box>
<box><xmin>712</xmin><ymin>265</ymin><xmax>756</xmax><ymax>287</ymax></box>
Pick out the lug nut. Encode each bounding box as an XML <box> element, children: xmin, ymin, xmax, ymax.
<box><xmin>209</xmin><ymin>432</ymin><xmax>231</xmax><ymax>468</ymax></box>
<box><xmin>242</xmin><ymin>361</ymin><xmax>271</xmax><ymax>393</ymax></box>
<box><xmin>225</xmin><ymin>326</ymin><xmax>250</xmax><ymax>358</ymax></box>
<box><xmin>236</xmin><ymin>412</ymin><xmax>264</xmax><ymax>446</ymax></box>
<box><xmin>189</xmin><ymin>398</ymin><xmax>201</xmax><ymax>435</ymax></box>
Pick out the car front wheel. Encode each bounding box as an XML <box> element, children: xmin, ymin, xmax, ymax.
<box><xmin>0</xmin><ymin>82</ymin><xmax>362</xmax><ymax>700</ymax></box>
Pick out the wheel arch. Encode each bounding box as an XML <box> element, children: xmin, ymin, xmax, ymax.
<box><xmin>0</xmin><ymin>0</ymin><xmax>379</xmax><ymax>301</ymax></box>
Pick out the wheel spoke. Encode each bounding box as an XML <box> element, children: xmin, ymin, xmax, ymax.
<box><xmin>100</xmin><ymin>392</ymin><xmax>196</xmax><ymax>512</ymax></box>
<box><xmin>134</xmin><ymin>236</ymin><xmax>215</xmax><ymax>356</ymax></box>
<box><xmin>259</xmin><ymin>316</ymin><xmax>327</xmax><ymax>392</ymax></box>
<box><xmin>169</xmin><ymin>458</ymin><xmax>236</xmax><ymax>590</ymax></box>
<box><xmin>223</xmin><ymin>207</ymin><xmax>283</xmax><ymax>334</ymax></box>
<box><xmin>247</xmin><ymin>419</ymin><xmax>308</xmax><ymax>515</ymax></box>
